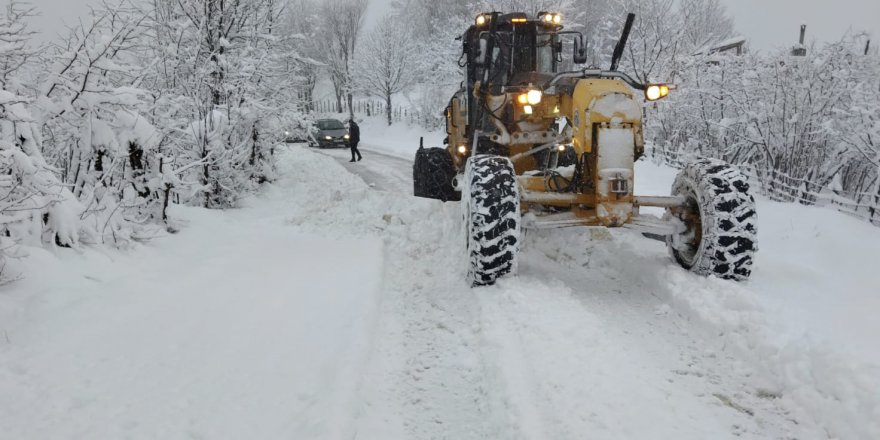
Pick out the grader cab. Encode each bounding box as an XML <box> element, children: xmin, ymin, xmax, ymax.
<box><xmin>413</xmin><ymin>12</ymin><xmax>758</xmax><ymax>286</ymax></box>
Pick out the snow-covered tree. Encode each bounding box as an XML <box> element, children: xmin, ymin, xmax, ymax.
<box><xmin>141</xmin><ymin>0</ymin><xmax>305</xmax><ymax>208</ymax></box>
<box><xmin>319</xmin><ymin>0</ymin><xmax>368</xmax><ymax>117</ymax></box>
<box><xmin>0</xmin><ymin>0</ymin><xmax>37</xmax><ymax>91</ymax></box>
<box><xmin>0</xmin><ymin>2</ymin><xmax>82</xmax><ymax>281</ymax></box>
<box><xmin>35</xmin><ymin>1</ymin><xmax>157</xmax><ymax>245</ymax></box>
<box><xmin>677</xmin><ymin>0</ymin><xmax>735</xmax><ymax>52</ymax></box>
<box><xmin>354</xmin><ymin>17</ymin><xmax>419</xmax><ymax>126</ymax></box>
<box><xmin>282</xmin><ymin>0</ymin><xmax>325</xmax><ymax>112</ymax></box>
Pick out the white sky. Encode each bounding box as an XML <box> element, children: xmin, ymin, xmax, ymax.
<box><xmin>25</xmin><ymin>0</ymin><xmax>880</xmax><ymax>52</ymax></box>
<box><xmin>724</xmin><ymin>0</ymin><xmax>879</xmax><ymax>52</ymax></box>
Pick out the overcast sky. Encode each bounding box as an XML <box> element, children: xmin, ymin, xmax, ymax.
<box><xmin>26</xmin><ymin>0</ymin><xmax>880</xmax><ymax>52</ymax></box>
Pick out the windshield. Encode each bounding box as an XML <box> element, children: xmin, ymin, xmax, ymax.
<box><xmin>497</xmin><ymin>28</ymin><xmax>556</xmax><ymax>78</ymax></box>
<box><xmin>317</xmin><ymin>120</ymin><xmax>345</xmax><ymax>130</ymax></box>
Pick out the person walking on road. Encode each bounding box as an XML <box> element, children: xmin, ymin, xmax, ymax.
<box><xmin>348</xmin><ymin>119</ymin><xmax>362</xmax><ymax>162</ymax></box>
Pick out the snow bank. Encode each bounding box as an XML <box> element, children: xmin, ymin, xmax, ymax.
<box><xmin>0</xmin><ymin>146</ymin><xmax>386</xmax><ymax>439</ymax></box>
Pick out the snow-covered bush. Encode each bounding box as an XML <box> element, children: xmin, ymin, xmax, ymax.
<box><xmin>0</xmin><ymin>91</ymin><xmax>81</xmax><ymax>282</ymax></box>
<box><xmin>0</xmin><ymin>0</ymin><xmax>314</xmax><ymax>280</ymax></box>
<box><xmin>142</xmin><ymin>0</ymin><xmax>307</xmax><ymax>208</ymax></box>
<box><xmin>651</xmin><ymin>37</ymin><xmax>880</xmax><ymax>224</ymax></box>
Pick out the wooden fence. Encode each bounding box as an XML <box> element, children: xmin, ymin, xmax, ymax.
<box><xmin>649</xmin><ymin>147</ymin><xmax>880</xmax><ymax>226</ymax></box>
<box><xmin>313</xmin><ymin>98</ymin><xmax>444</xmax><ymax>129</ymax></box>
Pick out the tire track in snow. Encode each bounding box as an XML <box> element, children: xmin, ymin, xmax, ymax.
<box><xmin>282</xmin><ymin>148</ymin><xmax>516</xmax><ymax>438</ymax></box>
<box><xmin>310</xmin><ymin>146</ymin><xmax>412</xmax><ymax>193</ymax></box>
<box><xmin>365</xmin><ymin>200</ymin><xmax>524</xmax><ymax>439</ymax></box>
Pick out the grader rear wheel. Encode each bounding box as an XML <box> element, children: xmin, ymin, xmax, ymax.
<box><xmin>413</xmin><ymin>147</ymin><xmax>460</xmax><ymax>201</ymax></box>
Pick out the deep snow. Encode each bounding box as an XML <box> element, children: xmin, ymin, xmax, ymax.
<box><xmin>2</xmin><ymin>130</ymin><xmax>879</xmax><ymax>439</ymax></box>
<box><xmin>0</xmin><ymin>169</ymin><xmax>384</xmax><ymax>439</ymax></box>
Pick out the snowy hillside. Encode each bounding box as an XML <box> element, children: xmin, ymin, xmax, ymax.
<box><xmin>3</xmin><ymin>142</ymin><xmax>877</xmax><ymax>439</ymax></box>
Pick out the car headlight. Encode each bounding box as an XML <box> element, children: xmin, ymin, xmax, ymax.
<box><xmin>325</xmin><ymin>135</ymin><xmax>332</xmax><ymax>140</ymax></box>
<box><xmin>526</xmin><ymin>89</ymin><xmax>542</xmax><ymax>105</ymax></box>
<box><xmin>344</xmin><ymin>134</ymin><xmax>350</xmax><ymax>139</ymax></box>
<box><xmin>645</xmin><ymin>84</ymin><xmax>670</xmax><ymax>101</ymax></box>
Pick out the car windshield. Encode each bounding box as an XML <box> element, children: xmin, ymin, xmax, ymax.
<box><xmin>317</xmin><ymin>120</ymin><xmax>345</xmax><ymax>130</ymax></box>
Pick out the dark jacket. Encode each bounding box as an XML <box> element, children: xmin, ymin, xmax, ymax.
<box><xmin>348</xmin><ymin>121</ymin><xmax>360</xmax><ymax>144</ymax></box>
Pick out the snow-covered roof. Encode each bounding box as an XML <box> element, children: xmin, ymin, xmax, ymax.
<box><xmin>693</xmin><ymin>36</ymin><xmax>747</xmax><ymax>56</ymax></box>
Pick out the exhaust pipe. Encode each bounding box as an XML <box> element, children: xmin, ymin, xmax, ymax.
<box><xmin>610</xmin><ymin>13</ymin><xmax>635</xmax><ymax>71</ymax></box>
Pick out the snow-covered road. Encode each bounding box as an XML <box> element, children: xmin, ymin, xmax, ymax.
<box><xmin>315</xmin><ymin>141</ymin><xmax>877</xmax><ymax>440</ymax></box>
<box><xmin>303</xmin><ymin>144</ymin><xmax>834</xmax><ymax>440</ymax></box>
<box><xmin>314</xmin><ymin>145</ymin><xmax>414</xmax><ymax>193</ymax></box>
<box><xmin>2</xmin><ymin>142</ymin><xmax>877</xmax><ymax>439</ymax></box>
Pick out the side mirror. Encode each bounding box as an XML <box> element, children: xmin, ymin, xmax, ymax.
<box><xmin>474</xmin><ymin>37</ymin><xmax>488</xmax><ymax>66</ymax></box>
<box><xmin>573</xmin><ymin>36</ymin><xmax>588</xmax><ymax>64</ymax></box>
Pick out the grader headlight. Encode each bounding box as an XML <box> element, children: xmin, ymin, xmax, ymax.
<box><xmin>540</xmin><ymin>12</ymin><xmax>562</xmax><ymax>25</ymax></box>
<box><xmin>526</xmin><ymin>89</ymin><xmax>543</xmax><ymax>105</ymax></box>
<box><xmin>645</xmin><ymin>84</ymin><xmax>671</xmax><ymax>101</ymax></box>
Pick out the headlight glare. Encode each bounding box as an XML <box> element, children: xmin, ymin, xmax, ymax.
<box><xmin>526</xmin><ymin>89</ymin><xmax>542</xmax><ymax>105</ymax></box>
<box><xmin>645</xmin><ymin>84</ymin><xmax>672</xmax><ymax>101</ymax></box>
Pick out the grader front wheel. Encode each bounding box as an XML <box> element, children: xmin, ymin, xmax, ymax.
<box><xmin>464</xmin><ymin>155</ymin><xmax>521</xmax><ymax>286</ymax></box>
<box><xmin>666</xmin><ymin>158</ymin><xmax>758</xmax><ymax>280</ymax></box>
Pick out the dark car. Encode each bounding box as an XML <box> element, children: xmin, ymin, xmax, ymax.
<box><xmin>309</xmin><ymin>119</ymin><xmax>349</xmax><ymax>148</ymax></box>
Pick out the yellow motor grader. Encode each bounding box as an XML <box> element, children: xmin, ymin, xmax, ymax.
<box><xmin>413</xmin><ymin>12</ymin><xmax>757</xmax><ymax>286</ymax></box>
